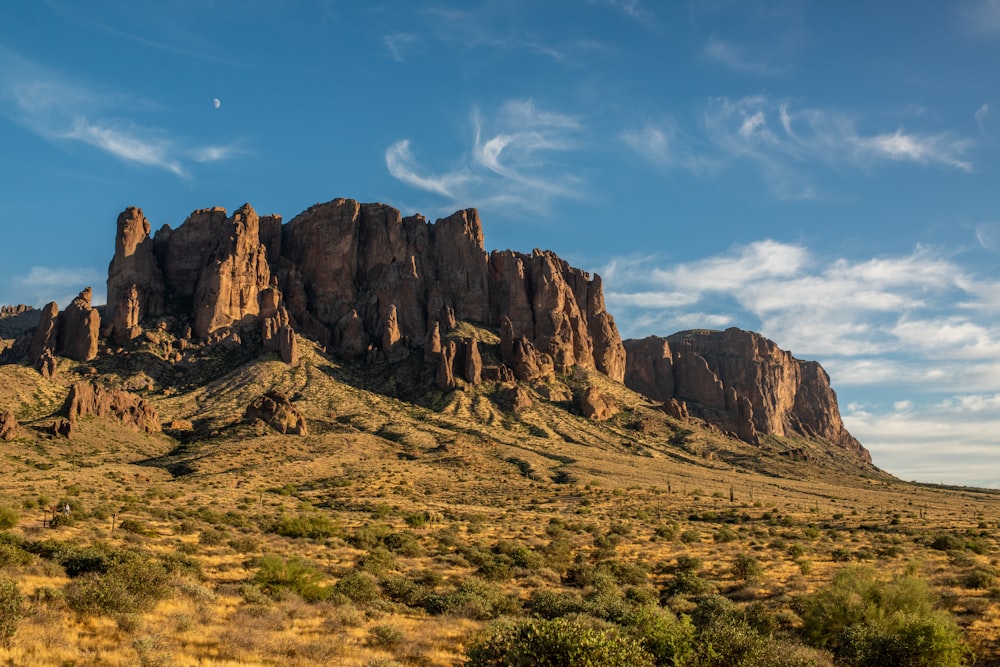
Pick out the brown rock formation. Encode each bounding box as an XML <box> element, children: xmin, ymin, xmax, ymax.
<box><xmin>580</xmin><ymin>387</ymin><xmax>619</xmax><ymax>421</ymax></box>
<box><xmin>28</xmin><ymin>302</ymin><xmax>58</xmax><ymax>363</ymax></box>
<box><xmin>0</xmin><ymin>410</ymin><xmax>18</xmax><ymax>441</ymax></box>
<box><xmin>104</xmin><ymin>207</ymin><xmax>165</xmax><ymax>343</ymax></box>
<box><xmin>245</xmin><ymin>391</ymin><xmax>307</xmax><ymax>435</ymax></box>
<box><xmin>37</xmin><ymin>349</ymin><xmax>57</xmax><ymax>380</ymax></box>
<box><xmin>63</xmin><ymin>382</ymin><xmax>161</xmax><ymax>434</ymax></box>
<box><xmin>497</xmin><ymin>386</ymin><xmax>533</xmax><ymax>413</ymax></box>
<box><xmin>437</xmin><ymin>341</ymin><xmax>457</xmax><ymax>391</ymax></box>
<box><xmin>463</xmin><ymin>338</ymin><xmax>482</xmax><ymax>385</ymax></box>
<box><xmin>56</xmin><ymin>288</ymin><xmax>101</xmax><ymax>362</ymax></box>
<box><xmin>623</xmin><ymin>329</ymin><xmax>869</xmax><ymax>462</ymax></box>
<box><xmin>99</xmin><ymin>198</ymin><xmax>626</xmax><ymax>385</ymax></box>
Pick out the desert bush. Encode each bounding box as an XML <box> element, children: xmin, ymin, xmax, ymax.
<box><xmin>253</xmin><ymin>554</ymin><xmax>331</xmax><ymax>602</ymax></box>
<box><xmin>526</xmin><ymin>588</ymin><xmax>585</xmax><ymax>619</ymax></box>
<box><xmin>421</xmin><ymin>578</ymin><xmax>519</xmax><ymax>620</ymax></box>
<box><xmin>118</xmin><ymin>518</ymin><xmax>155</xmax><ymax>536</ymax></box>
<box><xmin>333</xmin><ymin>571</ymin><xmax>382</xmax><ymax>604</ymax></box>
<box><xmin>690</xmin><ymin>595</ymin><xmax>829</xmax><ymax>667</ymax></box>
<box><xmin>929</xmin><ymin>533</ymin><xmax>965</xmax><ymax>552</ymax></box>
<box><xmin>65</xmin><ymin>550</ymin><xmax>172</xmax><ymax>618</ymax></box>
<box><xmin>963</xmin><ymin>568</ymin><xmax>997</xmax><ymax>590</ymax></box>
<box><xmin>465</xmin><ymin>617</ymin><xmax>655</xmax><ymax>667</ymax></box>
<box><xmin>0</xmin><ymin>578</ymin><xmax>24</xmax><ymax>647</ymax></box>
<box><xmin>680</xmin><ymin>529</ymin><xmax>702</xmax><ymax>544</ymax></box>
<box><xmin>715</xmin><ymin>526</ymin><xmax>739</xmax><ymax>543</ymax></box>
<box><xmin>0</xmin><ymin>506</ymin><xmax>19</xmax><ymax>530</ymax></box>
<box><xmin>269</xmin><ymin>513</ymin><xmax>339</xmax><ymax>540</ymax></box>
<box><xmin>0</xmin><ymin>536</ymin><xmax>32</xmax><ymax>568</ymax></box>
<box><xmin>367</xmin><ymin>623</ymin><xmax>405</xmax><ymax>648</ymax></box>
<box><xmin>356</xmin><ymin>545</ymin><xmax>397</xmax><ymax>575</ymax></box>
<box><xmin>493</xmin><ymin>540</ymin><xmax>544</xmax><ymax>570</ymax></box>
<box><xmin>382</xmin><ymin>531</ymin><xmax>424</xmax><ymax>557</ymax></box>
<box><xmin>199</xmin><ymin>527</ymin><xmax>227</xmax><ymax>546</ymax></box>
<box><xmin>622</xmin><ymin>605</ymin><xmax>696</xmax><ymax>666</ymax></box>
<box><xmin>732</xmin><ymin>553</ymin><xmax>764</xmax><ymax>582</ymax></box>
<box><xmin>662</xmin><ymin>571</ymin><xmax>716</xmax><ymax>598</ymax></box>
<box><xmin>798</xmin><ymin>566</ymin><xmax>968</xmax><ymax>667</ymax></box>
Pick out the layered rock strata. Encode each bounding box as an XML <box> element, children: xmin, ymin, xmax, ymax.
<box><xmin>624</xmin><ymin>329</ymin><xmax>869</xmax><ymax>462</ymax></box>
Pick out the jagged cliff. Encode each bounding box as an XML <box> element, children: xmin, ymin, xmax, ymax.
<box><xmin>1</xmin><ymin>196</ymin><xmax>870</xmax><ymax>465</ymax></box>
<box><xmin>624</xmin><ymin>329</ymin><xmax>869</xmax><ymax>462</ymax></box>
<box><xmin>102</xmin><ymin>198</ymin><xmax>626</xmax><ymax>384</ymax></box>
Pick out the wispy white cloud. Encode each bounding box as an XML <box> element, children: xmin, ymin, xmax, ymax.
<box><xmin>386</xmin><ymin>99</ymin><xmax>584</xmax><ymax>213</ymax></box>
<box><xmin>703</xmin><ymin>38</ymin><xmax>787</xmax><ymax>75</ymax></box>
<box><xmin>385</xmin><ymin>140</ymin><xmax>473</xmax><ymax>199</ymax></box>
<box><xmin>8</xmin><ymin>266</ymin><xmax>105</xmax><ymax>309</ymax></box>
<box><xmin>0</xmin><ymin>48</ymin><xmax>240</xmax><ymax>178</ymax></box>
<box><xmin>383</xmin><ymin>32</ymin><xmax>418</xmax><ymax>62</ymax></box>
<box><xmin>623</xmin><ymin>96</ymin><xmax>976</xmax><ymax>198</ymax></box>
<box><xmin>605</xmin><ymin>239</ymin><xmax>998</xmax><ymax>365</ymax></box>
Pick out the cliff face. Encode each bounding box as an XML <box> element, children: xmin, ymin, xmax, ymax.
<box><xmin>101</xmin><ymin>198</ymin><xmax>626</xmax><ymax>381</ymax></box>
<box><xmin>624</xmin><ymin>328</ymin><xmax>870</xmax><ymax>463</ymax></box>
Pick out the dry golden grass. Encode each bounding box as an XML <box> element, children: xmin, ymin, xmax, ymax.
<box><xmin>0</xmin><ymin>333</ymin><xmax>998</xmax><ymax>665</ymax></box>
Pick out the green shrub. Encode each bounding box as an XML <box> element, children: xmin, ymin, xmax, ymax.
<box><xmin>622</xmin><ymin>605</ymin><xmax>696</xmax><ymax>666</ymax></box>
<box><xmin>662</xmin><ymin>571</ymin><xmax>716</xmax><ymax>598</ymax></box>
<box><xmin>382</xmin><ymin>532</ymin><xmax>424</xmax><ymax>557</ymax></box>
<box><xmin>732</xmin><ymin>553</ymin><xmax>764</xmax><ymax>583</ymax></box>
<box><xmin>680</xmin><ymin>530</ymin><xmax>701</xmax><ymax>544</ymax></box>
<box><xmin>799</xmin><ymin>567</ymin><xmax>968</xmax><ymax>667</ymax></box>
<box><xmin>269</xmin><ymin>513</ymin><xmax>339</xmax><ymax>540</ymax></box>
<box><xmin>333</xmin><ymin>572</ymin><xmax>382</xmax><ymax>604</ymax></box>
<box><xmin>0</xmin><ymin>578</ymin><xmax>24</xmax><ymax>647</ymax></box>
<box><xmin>422</xmin><ymin>579</ymin><xmax>519</xmax><ymax>620</ymax></box>
<box><xmin>526</xmin><ymin>588</ymin><xmax>585</xmax><ymax>619</ymax></box>
<box><xmin>366</xmin><ymin>623</ymin><xmax>405</xmax><ymax>648</ymax></box>
<box><xmin>0</xmin><ymin>506</ymin><xmax>19</xmax><ymax>531</ymax></box>
<box><xmin>253</xmin><ymin>554</ymin><xmax>331</xmax><ymax>602</ymax></box>
<box><xmin>65</xmin><ymin>551</ymin><xmax>172</xmax><ymax>618</ymax></box>
<box><xmin>465</xmin><ymin>617</ymin><xmax>655</xmax><ymax>667</ymax></box>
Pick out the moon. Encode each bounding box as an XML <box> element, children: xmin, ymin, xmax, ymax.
<box><xmin>213</xmin><ymin>98</ymin><xmax>221</xmax><ymax>109</ymax></box>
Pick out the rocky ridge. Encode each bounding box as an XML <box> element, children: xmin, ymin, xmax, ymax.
<box><xmin>624</xmin><ymin>329</ymin><xmax>869</xmax><ymax>462</ymax></box>
<box><xmin>3</xmin><ymin>196</ymin><xmax>870</xmax><ymax>464</ymax></box>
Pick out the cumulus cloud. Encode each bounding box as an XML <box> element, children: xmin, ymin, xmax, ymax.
<box><xmin>0</xmin><ymin>48</ymin><xmax>239</xmax><ymax>178</ymax></box>
<box><xmin>386</xmin><ymin>99</ymin><xmax>584</xmax><ymax>213</ymax></box>
<box><xmin>623</xmin><ymin>96</ymin><xmax>976</xmax><ymax>198</ymax></box>
<box><xmin>604</xmin><ymin>239</ymin><xmax>1000</xmax><ymax>368</ymax></box>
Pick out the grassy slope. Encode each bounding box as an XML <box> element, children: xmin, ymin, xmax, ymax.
<box><xmin>0</xmin><ymin>334</ymin><xmax>998</xmax><ymax>665</ymax></box>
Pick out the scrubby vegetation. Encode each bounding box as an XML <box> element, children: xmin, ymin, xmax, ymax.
<box><xmin>0</xmin><ymin>340</ymin><xmax>997</xmax><ymax>665</ymax></box>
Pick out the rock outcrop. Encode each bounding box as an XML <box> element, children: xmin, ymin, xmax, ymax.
<box><xmin>27</xmin><ymin>291</ymin><xmax>100</xmax><ymax>367</ymax></box>
<box><xmin>0</xmin><ymin>410</ymin><xmax>18</xmax><ymax>441</ymax></box>
<box><xmin>99</xmin><ymin>197</ymin><xmax>625</xmax><ymax>379</ymax></box>
<box><xmin>580</xmin><ymin>387</ymin><xmax>619</xmax><ymax>422</ymax></box>
<box><xmin>245</xmin><ymin>391</ymin><xmax>307</xmax><ymax>435</ymax></box>
<box><xmin>623</xmin><ymin>329</ymin><xmax>869</xmax><ymax>462</ymax></box>
<box><xmin>104</xmin><ymin>207</ymin><xmax>165</xmax><ymax>344</ymax></box>
<box><xmin>56</xmin><ymin>288</ymin><xmax>101</xmax><ymax>362</ymax></box>
<box><xmin>63</xmin><ymin>382</ymin><xmax>161</xmax><ymax>434</ymax></box>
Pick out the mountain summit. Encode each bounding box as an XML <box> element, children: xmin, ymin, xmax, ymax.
<box><xmin>2</xmin><ymin>197</ymin><xmax>869</xmax><ymax>465</ymax></box>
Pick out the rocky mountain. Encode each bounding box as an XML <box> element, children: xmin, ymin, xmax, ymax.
<box><xmin>624</xmin><ymin>329</ymin><xmax>869</xmax><ymax>462</ymax></box>
<box><xmin>1</xmin><ymin>196</ymin><xmax>870</xmax><ymax>465</ymax></box>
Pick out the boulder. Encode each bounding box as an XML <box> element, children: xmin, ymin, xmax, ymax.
<box><xmin>0</xmin><ymin>410</ymin><xmax>18</xmax><ymax>441</ymax></box>
<box><xmin>580</xmin><ymin>386</ymin><xmax>619</xmax><ymax>422</ymax></box>
<box><xmin>245</xmin><ymin>391</ymin><xmax>307</xmax><ymax>435</ymax></box>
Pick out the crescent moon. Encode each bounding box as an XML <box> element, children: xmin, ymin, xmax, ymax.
<box><xmin>213</xmin><ymin>98</ymin><xmax>221</xmax><ymax>109</ymax></box>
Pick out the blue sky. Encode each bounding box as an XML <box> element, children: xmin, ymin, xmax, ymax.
<box><xmin>2</xmin><ymin>1</ymin><xmax>1000</xmax><ymax>487</ymax></box>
